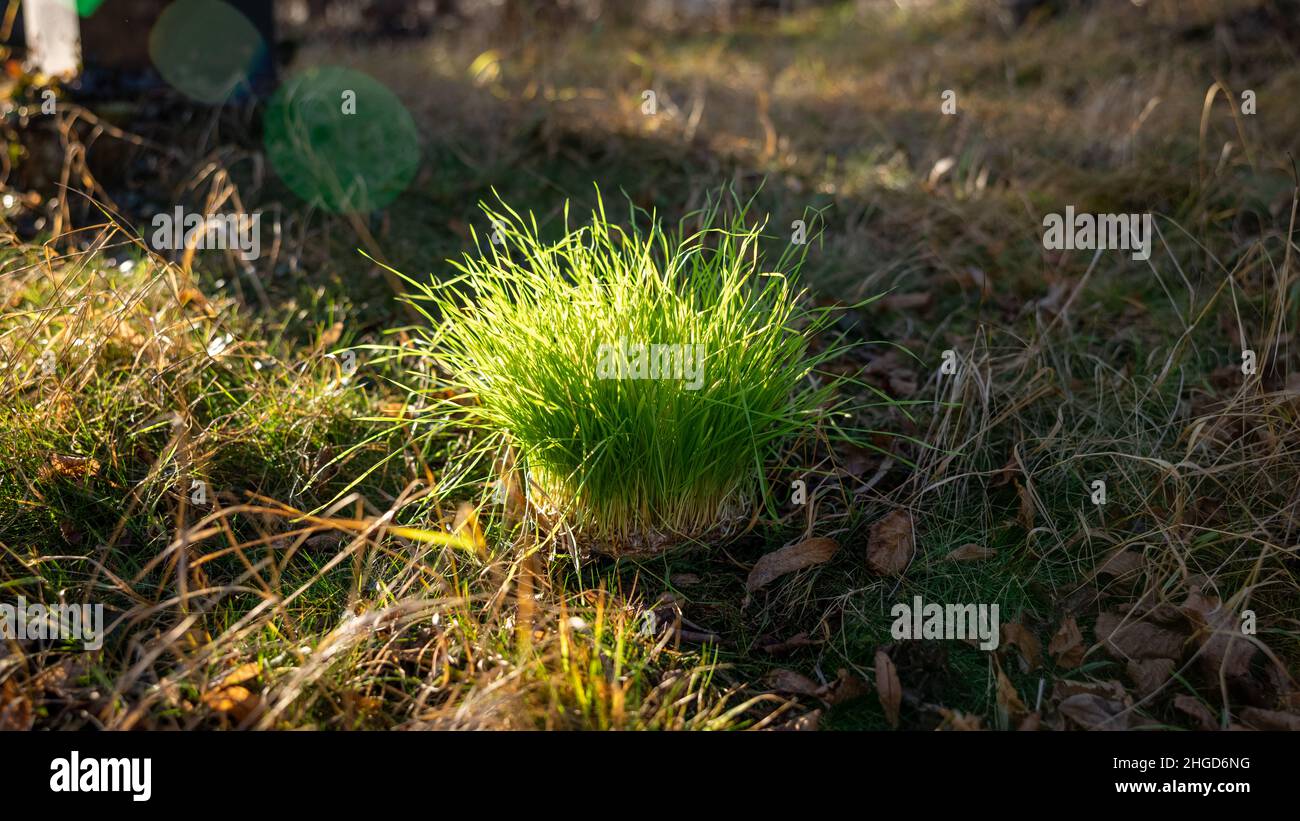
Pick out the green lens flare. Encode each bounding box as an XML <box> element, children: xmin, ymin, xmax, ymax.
<box><xmin>262</xmin><ymin>67</ymin><xmax>421</xmax><ymax>214</ymax></box>
<box><xmin>148</xmin><ymin>0</ymin><xmax>266</xmax><ymax>104</ymax></box>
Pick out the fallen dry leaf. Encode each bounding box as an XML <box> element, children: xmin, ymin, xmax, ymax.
<box><xmin>319</xmin><ymin>321</ymin><xmax>344</xmax><ymax>349</ymax></box>
<box><xmin>820</xmin><ymin>668</ymin><xmax>870</xmax><ymax>706</ymax></box>
<box><xmin>1061</xmin><ymin>585</ymin><xmax>1103</xmax><ymax>615</ymax></box>
<box><xmin>1058</xmin><ymin>693</ymin><xmax>1129</xmax><ymax>730</ymax></box>
<box><xmin>996</xmin><ymin>668</ymin><xmax>1028</xmax><ymax>720</ymax></box>
<box><xmin>1001</xmin><ymin>622</ymin><xmax>1042</xmax><ymax>671</ymax></box>
<box><xmin>177</xmin><ymin>287</ymin><xmax>216</xmax><ymax>316</ymax></box>
<box><xmin>1094</xmin><ymin>611</ymin><xmax>1186</xmax><ymax>661</ymax></box>
<box><xmin>766</xmin><ymin>667</ymin><xmax>868</xmax><ymax>707</ymax></box>
<box><xmin>201</xmin><ymin>684</ymin><xmax>258</xmax><ymax>722</ymax></box>
<box><xmin>760</xmin><ymin>631</ymin><xmax>821</xmax><ymax>656</ymax></box>
<box><xmin>1094</xmin><ymin>549</ymin><xmax>1144</xmax><ymax>579</ymax></box>
<box><xmin>216</xmin><ymin>662</ymin><xmax>262</xmax><ymax>688</ymax></box>
<box><xmin>1173</xmin><ymin>694</ymin><xmax>1218</xmax><ymax>731</ymax></box>
<box><xmin>40</xmin><ymin>454</ymin><xmax>101</xmax><ymax>482</ymax></box>
<box><xmin>867</xmin><ymin>510</ymin><xmax>913</xmax><ymax>576</ymax></box>
<box><xmin>746</xmin><ymin>537</ymin><xmax>839</xmax><ymax>593</ymax></box>
<box><xmin>944</xmin><ymin>543</ymin><xmax>995</xmax><ymax>562</ymax></box>
<box><xmin>1127</xmin><ymin>658</ymin><xmax>1175</xmax><ymax>698</ymax></box>
<box><xmin>766</xmin><ymin>669</ymin><xmax>822</xmax><ymax>697</ymax></box>
<box><xmin>31</xmin><ymin>657</ymin><xmax>87</xmax><ymax>699</ymax></box>
<box><xmin>0</xmin><ymin>680</ymin><xmax>34</xmax><ymax>731</ymax></box>
<box><xmin>774</xmin><ymin>709</ymin><xmax>822</xmax><ymax>731</ymax></box>
<box><xmin>1017</xmin><ymin>713</ymin><xmax>1042</xmax><ymax>731</ymax></box>
<box><xmin>1054</xmin><ymin>679</ymin><xmax>1128</xmax><ymax>702</ymax></box>
<box><xmin>1239</xmin><ymin>707</ymin><xmax>1300</xmax><ymax>731</ymax></box>
<box><xmin>1179</xmin><ymin>590</ymin><xmax>1257</xmax><ymax>683</ymax></box>
<box><xmin>937</xmin><ymin>707</ymin><xmax>984</xmax><ymax>731</ymax></box>
<box><xmin>1048</xmin><ymin>616</ymin><xmax>1085</xmax><ymax>669</ymax></box>
<box><xmin>875</xmin><ymin>649</ymin><xmax>902</xmax><ymax>728</ymax></box>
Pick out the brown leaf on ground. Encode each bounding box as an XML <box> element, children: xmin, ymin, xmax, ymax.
<box><xmin>766</xmin><ymin>669</ymin><xmax>822</xmax><ymax>697</ymax></box>
<box><xmin>1094</xmin><ymin>611</ymin><xmax>1187</xmax><ymax>660</ymax></box>
<box><xmin>0</xmin><ymin>680</ymin><xmax>34</xmax><ymax>731</ymax></box>
<box><xmin>31</xmin><ymin>657</ymin><xmax>87</xmax><ymax>698</ymax></box>
<box><xmin>773</xmin><ymin>709</ymin><xmax>822</xmax><ymax>731</ymax></box>
<box><xmin>319</xmin><ymin>321</ymin><xmax>344</xmax><ymax>349</ymax></box>
<box><xmin>177</xmin><ymin>286</ymin><xmax>215</xmax><ymax>316</ymax></box>
<box><xmin>1124</xmin><ymin>600</ymin><xmax>1188</xmax><ymax>627</ymax></box>
<box><xmin>201</xmin><ymin>684</ymin><xmax>259</xmax><ymax>722</ymax></box>
<box><xmin>1062</xmin><ymin>585</ymin><xmax>1102</xmax><ymax>614</ymax></box>
<box><xmin>820</xmin><ymin>669</ymin><xmax>870</xmax><ymax>706</ymax></box>
<box><xmin>996</xmin><ymin>668</ymin><xmax>1028</xmax><ymax>720</ymax></box>
<box><xmin>1001</xmin><ymin>622</ymin><xmax>1042</xmax><ymax>671</ymax></box>
<box><xmin>1127</xmin><ymin>658</ymin><xmax>1176</xmax><ymax>698</ymax></box>
<box><xmin>1048</xmin><ymin>616</ymin><xmax>1085</xmax><ymax>669</ymax></box>
<box><xmin>944</xmin><ymin>543</ymin><xmax>995</xmax><ymax>562</ymax></box>
<box><xmin>746</xmin><ymin>537</ymin><xmax>839</xmax><ymax>593</ymax></box>
<box><xmin>1058</xmin><ymin>693</ymin><xmax>1130</xmax><ymax>730</ymax></box>
<box><xmin>1094</xmin><ymin>549</ymin><xmax>1144</xmax><ymax>579</ymax></box>
<box><xmin>1239</xmin><ymin>707</ymin><xmax>1300</xmax><ymax>731</ymax></box>
<box><xmin>40</xmin><ymin>454</ymin><xmax>101</xmax><ymax>482</ymax></box>
<box><xmin>1054</xmin><ymin>679</ymin><xmax>1128</xmax><ymax>702</ymax></box>
<box><xmin>760</xmin><ymin>631</ymin><xmax>821</xmax><ymax>656</ymax></box>
<box><xmin>669</xmin><ymin>572</ymin><xmax>701</xmax><ymax>587</ymax></box>
<box><xmin>1179</xmin><ymin>590</ymin><xmax>1257</xmax><ymax>683</ymax></box>
<box><xmin>937</xmin><ymin>707</ymin><xmax>984</xmax><ymax>730</ymax></box>
<box><xmin>1017</xmin><ymin>713</ymin><xmax>1042</xmax><ymax>731</ymax></box>
<box><xmin>764</xmin><ymin>667</ymin><xmax>867</xmax><ymax>707</ymax></box>
<box><xmin>867</xmin><ymin>510</ymin><xmax>913</xmax><ymax>576</ymax></box>
<box><xmin>1174</xmin><ymin>695</ymin><xmax>1218</xmax><ymax>731</ymax></box>
<box><xmin>875</xmin><ymin>650</ymin><xmax>902</xmax><ymax>728</ymax></box>
<box><xmin>216</xmin><ymin>662</ymin><xmax>262</xmax><ymax>688</ymax></box>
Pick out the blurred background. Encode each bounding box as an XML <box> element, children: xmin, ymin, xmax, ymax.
<box><xmin>4</xmin><ymin>0</ymin><xmax>1297</xmax><ymax>313</ymax></box>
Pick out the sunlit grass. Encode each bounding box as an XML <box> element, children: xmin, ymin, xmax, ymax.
<box><xmin>395</xmin><ymin>192</ymin><xmax>868</xmax><ymax>554</ymax></box>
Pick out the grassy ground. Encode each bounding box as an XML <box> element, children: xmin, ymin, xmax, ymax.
<box><xmin>1</xmin><ymin>0</ymin><xmax>1298</xmax><ymax>730</ymax></box>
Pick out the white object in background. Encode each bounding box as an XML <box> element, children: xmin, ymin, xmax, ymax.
<box><xmin>24</xmin><ymin>0</ymin><xmax>82</xmax><ymax>78</ymax></box>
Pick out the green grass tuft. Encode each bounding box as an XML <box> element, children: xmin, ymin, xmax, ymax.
<box><xmin>398</xmin><ymin>193</ymin><xmax>857</xmax><ymax>554</ymax></box>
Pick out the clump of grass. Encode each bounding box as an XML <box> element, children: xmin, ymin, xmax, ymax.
<box><xmin>399</xmin><ymin>194</ymin><xmax>855</xmax><ymax>556</ymax></box>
